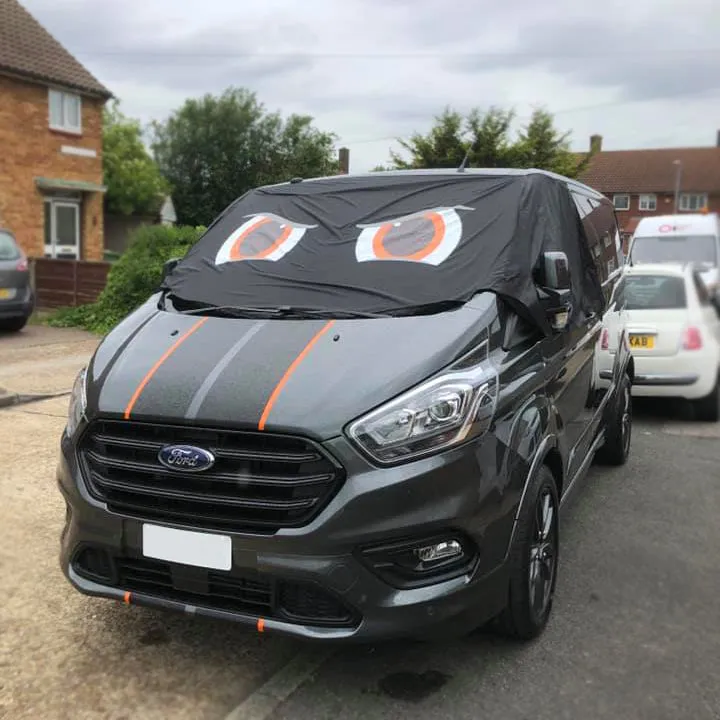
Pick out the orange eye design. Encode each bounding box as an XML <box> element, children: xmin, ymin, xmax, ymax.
<box><xmin>355</xmin><ymin>206</ymin><xmax>473</xmax><ymax>266</ymax></box>
<box><xmin>215</xmin><ymin>213</ymin><xmax>317</xmax><ymax>265</ymax></box>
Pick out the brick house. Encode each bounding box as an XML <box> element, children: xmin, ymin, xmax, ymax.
<box><xmin>0</xmin><ymin>0</ymin><xmax>112</xmax><ymax>262</ymax></box>
<box><xmin>577</xmin><ymin>133</ymin><xmax>720</xmax><ymax>252</ymax></box>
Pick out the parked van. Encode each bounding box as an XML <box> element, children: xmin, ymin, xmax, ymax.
<box><xmin>58</xmin><ymin>169</ymin><xmax>633</xmax><ymax>642</ymax></box>
<box><xmin>628</xmin><ymin>213</ymin><xmax>720</xmax><ymax>294</ymax></box>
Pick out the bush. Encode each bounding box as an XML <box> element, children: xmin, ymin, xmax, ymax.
<box><xmin>47</xmin><ymin>224</ymin><xmax>206</xmax><ymax>335</ymax></box>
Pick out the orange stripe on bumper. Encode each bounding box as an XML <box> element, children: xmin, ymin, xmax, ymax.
<box><xmin>124</xmin><ymin>317</ymin><xmax>209</xmax><ymax>420</ymax></box>
<box><xmin>258</xmin><ymin>320</ymin><xmax>335</xmax><ymax>431</ymax></box>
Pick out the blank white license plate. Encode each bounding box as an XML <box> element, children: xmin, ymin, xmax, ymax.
<box><xmin>142</xmin><ymin>524</ymin><xmax>232</xmax><ymax>571</ymax></box>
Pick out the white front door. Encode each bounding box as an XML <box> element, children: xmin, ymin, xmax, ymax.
<box><xmin>44</xmin><ymin>200</ymin><xmax>80</xmax><ymax>259</ymax></box>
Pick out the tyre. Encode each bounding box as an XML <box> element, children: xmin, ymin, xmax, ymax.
<box><xmin>496</xmin><ymin>465</ymin><xmax>559</xmax><ymax>641</ymax></box>
<box><xmin>692</xmin><ymin>376</ymin><xmax>719</xmax><ymax>422</ymax></box>
<box><xmin>595</xmin><ymin>372</ymin><xmax>632</xmax><ymax>466</ymax></box>
<box><xmin>0</xmin><ymin>316</ymin><xmax>28</xmax><ymax>333</ymax></box>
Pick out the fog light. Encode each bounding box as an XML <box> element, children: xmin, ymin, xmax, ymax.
<box><xmin>415</xmin><ymin>540</ymin><xmax>463</xmax><ymax>564</ymax></box>
<box><xmin>358</xmin><ymin>532</ymin><xmax>478</xmax><ymax>589</ymax></box>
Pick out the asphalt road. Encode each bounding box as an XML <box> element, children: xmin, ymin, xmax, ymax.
<box><xmin>2</xmin><ymin>329</ymin><xmax>719</xmax><ymax>720</ymax></box>
<box><xmin>271</xmin><ymin>404</ymin><xmax>720</xmax><ymax>720</ymax></box>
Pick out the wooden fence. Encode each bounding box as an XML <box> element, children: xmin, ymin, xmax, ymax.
<box><xmin>31</xmin><ymin>258</ymin><xmax>111</xmax><ymax>309</ymax></box>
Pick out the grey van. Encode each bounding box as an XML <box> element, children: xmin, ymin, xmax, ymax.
<box><xmin>58</xmin><ymin>169</ymin><xmax>633</xmax><ymax>642</ymax></box>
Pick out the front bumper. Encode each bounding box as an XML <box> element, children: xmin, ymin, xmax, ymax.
<box><xmin>57</xmin><ymin>426</ymin><xmax>518</xmax><ymax>642</ymax></box>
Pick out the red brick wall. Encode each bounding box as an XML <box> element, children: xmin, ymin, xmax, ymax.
<box><xmin>0</xmin><ymin>74</ymin><xmax>106</xmax><ymax>260</ymax></box>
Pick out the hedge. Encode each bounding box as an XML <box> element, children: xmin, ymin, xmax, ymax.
<box><xmin>48</xmin><ymin>224</ymin><xmax>205</xmax><ymax>335</ymax></box>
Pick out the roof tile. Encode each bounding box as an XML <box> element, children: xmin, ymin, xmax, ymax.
<box><xmin>577</xmin><ymin>146</ymin><xmax>720</xmax><ymax>194</ymax></box>
<box><xmin>0</xmin><ymin>0</ymin><xmax>111</xmax><ymax>97</ymax></box>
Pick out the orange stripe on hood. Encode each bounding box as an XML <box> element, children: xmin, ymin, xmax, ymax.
<box><xmin>124</xmin><ymin>317</ymin><xmax>209</xmax><ymax>420</ymax></box>
<box><xmin>258</xmin><ymin>320</ymin><xmax>335</xmax><ymax>431</ymax></box>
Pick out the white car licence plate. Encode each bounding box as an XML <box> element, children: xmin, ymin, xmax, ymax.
<box><xmin>142</xmin><ymin>524</ymin><xmax>232</xmax><ymax>571</ymax></box>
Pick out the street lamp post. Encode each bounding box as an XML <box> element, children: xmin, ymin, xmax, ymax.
<box><xmin>673</xmin><ymin>160</ymin><xmax>683</xmax><ymax>213</ymax></box>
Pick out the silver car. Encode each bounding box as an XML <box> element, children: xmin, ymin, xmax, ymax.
<box><xmin>0</xmin><ymin>229</ymin><xmax>34</xmax><ymax>332</ymax></box>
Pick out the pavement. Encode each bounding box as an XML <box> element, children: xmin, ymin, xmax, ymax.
<box><xmin>1</xmin><ymin>326</ymin><xmax>719</xmax><ymax>720</ymax></box>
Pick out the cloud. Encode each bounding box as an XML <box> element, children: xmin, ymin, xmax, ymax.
<box><xmin>448</xmin><ymin>13</ymin><xmax>720</xmax><ymax>103</ymax></box>
<box><xmin>20</xmin><ymin>0</ymin><xmax>720</xmax><ymax>172</ymax></box>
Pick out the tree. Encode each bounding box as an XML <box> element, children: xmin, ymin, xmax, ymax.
<box><xmin>386</xmin><ymin>105</ymin><xmax>592</xmax><ymax>178</ymax></box>
<box><xmin>103</xmin><ymin>101</ymin><xmax>170</xmax><ymax>216</ymax></box>
<box><xmin>390</xmin><ymin>107</ymin><xmax>466</xmax><ymax>169</ymax></box>
<box><xmin>151</xmin><ymin>87</ymin><xmax>339</xmax><ymax>227</ymax></box>
<box><xmin>514</xmin><ymin>108</ymin><xmax>587</xmax><ymax>177</ymax></box>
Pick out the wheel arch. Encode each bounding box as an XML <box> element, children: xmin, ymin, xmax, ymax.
<box><xmin>506</xmin><ymin>433</ymin><xmax>561</xmax><ymax>556</ymax></box>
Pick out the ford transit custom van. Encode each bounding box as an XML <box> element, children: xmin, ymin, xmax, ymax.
<box><xmin>58</xmin><ymin>169</ymin><xmax>633</xmax><ymax>642</ymax></box>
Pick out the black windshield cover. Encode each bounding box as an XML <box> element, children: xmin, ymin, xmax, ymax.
<box><xmin>162</xmin><ymin>172</ymin><xmax>605</xmax><ymax>334</ymax></box>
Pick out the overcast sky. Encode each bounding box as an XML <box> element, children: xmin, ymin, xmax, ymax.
<box><xmin>24</xmin><ymin>0</ymin><xmax>720</xmax><ymax>171</ymax></box>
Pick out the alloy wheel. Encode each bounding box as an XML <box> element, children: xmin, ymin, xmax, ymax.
<box><xmin>528</xmin><ymin>487</ymin><xmax>558</xmax><ymax>623</ymax></box>
<box><xmin>621</xmin><ymin>385</ymin><xmax>632</xmax><ymax>456</ymax></box>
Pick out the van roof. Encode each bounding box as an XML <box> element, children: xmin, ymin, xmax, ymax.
<box><xmin>264</xmin><ymin>168</ymin><xmax>607</xmax><ymax>202</ymax></box>
<box><xmin>633</xmin><ymin>213</ymin><xmax>719</xmax><ymax>237</ymax></box>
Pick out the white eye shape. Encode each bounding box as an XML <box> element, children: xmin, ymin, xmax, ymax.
<box><xmin>355</xmin><ymin>206</ymin><xmax>473</xmax><ymax>266</ymax></box>
<box><xmin>215</xmin><ymin>213</ymin><xmax>318</xmax><ymax>265</ymax></box>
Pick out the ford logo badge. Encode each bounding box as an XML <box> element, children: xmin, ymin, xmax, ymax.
<box><xmin>157</xmin><ymin>444</ymin><xmax>215</xmax><ymax>472</ymax></box>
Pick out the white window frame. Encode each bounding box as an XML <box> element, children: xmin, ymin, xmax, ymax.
<box><xmin>679</xmin><ymin>193</ymin><xmax>708</xmax><ymax>212</ymax></box>
<box><xmin>48</xmin><ymin>89</ymin><xmax>82</xmax><ymax>134</ymax></box>
<box><xmin>613</xmin><ymin>194</ymin><xmax>630</xmax><ymax>211</ymax></box>
<box><xmin>638</xmin><ymin>194</ymin><xmax>657</xmax><ymax>211</ymax></box>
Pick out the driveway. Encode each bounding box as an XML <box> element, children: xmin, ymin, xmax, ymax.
<box><xmin>1</xmin><ymin>328</ymin><xmax>719</xmax><ymax>720</ymax></box>
<box><xmin>0</xmin><ymin>325</ymin><xmax>100</xmax><ymax>400</ymax></box>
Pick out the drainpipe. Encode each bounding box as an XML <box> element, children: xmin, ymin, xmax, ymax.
<box><xmin>673</xmin><ymin>160</ymin><xmax>682</xmax><ymax>213</ymax></box>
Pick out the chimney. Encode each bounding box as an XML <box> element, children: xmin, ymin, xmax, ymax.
<box><xmin>338</xmin><ymin>147</ymin><xmax>350</xmax><ymax>174</ymax></box>
<box><xmin>590</xmin><ymin>134</ymin><xmax>603</xmax><ymax>153</ymax></box>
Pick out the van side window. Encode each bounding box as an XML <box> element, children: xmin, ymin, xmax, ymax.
<box><xmin>571</xmin><ymin>191</ymin><xmax>623</xmax><ymax>303</ymax></box>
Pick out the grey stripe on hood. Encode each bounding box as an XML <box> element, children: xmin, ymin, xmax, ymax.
<box><xmin>184</xmin><ymin>321</ymin><xmax>267</xmax><ymax>419</ymax></box>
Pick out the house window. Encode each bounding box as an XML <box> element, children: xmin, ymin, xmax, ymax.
<box><xmin>679</xmin><ymin>193</ymin><xmax>708</xmax><ymax>212</ymax></box>
<box><xmin>49</xmin><ymin>89</ymin><xmax>82</xmax><ymax>133</ymax></box>
<box><xmin>613</xmin><ymin>194</ymin><xmax>630</xmax><ymax>211</ymax></box>
<box><xmin>638</xmin><ymin>194</ymin><xmax>657</xmax><ymax>211</ymax></box>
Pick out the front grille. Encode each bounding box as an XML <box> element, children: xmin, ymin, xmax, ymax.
<box><xmin>73</xmin><ymin>549</ymin><xmax>358</xmax><ymax>627</ymax></box>
<box><xmin>78</xmin><ymin>420</ymin><xmax>345</xmax><ymax>533</ymax></box>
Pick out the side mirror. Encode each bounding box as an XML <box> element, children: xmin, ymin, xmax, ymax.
<box><xmin>161</xmin><ymin>257</ymin><xmax>180</xmax><ymax>283</ymax></box>
<box><xmin>538</xmin><ymin>251</ymin><xmax>571</xmax><ymax>290</ymax></box>
<box><xmin>536</xmin><ymin>251</ymin><xmax>572</xmax><ymax>332</ymax></box>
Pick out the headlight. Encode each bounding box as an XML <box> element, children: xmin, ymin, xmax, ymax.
<box><xmin>346</xmin><ymin>345</ymin><xmax>498</xmax><ymax>465</ymax></box>
<box><xmin>66</xmin><ymin>367</ymin><xmax>87</xmax><ymax>437</ymax></box>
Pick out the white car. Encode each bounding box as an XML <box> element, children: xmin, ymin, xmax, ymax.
<box><xmin>597</xmin><ymin>263</ymin><xmax>720</xmax><ymax>421</ymax></box>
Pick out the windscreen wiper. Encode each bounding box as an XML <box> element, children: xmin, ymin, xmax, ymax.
<box><xmin>272</xmin><ymin>307</ymin><xmax>390</xmax><ymax>319</ymax></box>
<box><xmin>167</xmin><ymin>299</ymin><xmax>389</xmax><ymax>319</ymax></box>
<box><xmin>175</xmin><ymin>304</ymin><xmax>287</xmax><ymax>318</ymax></box>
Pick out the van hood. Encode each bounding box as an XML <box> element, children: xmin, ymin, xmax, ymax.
<box><xmin>86</xmin><ymin>294</ymin><xmax>497</xmax><ymax>440</ymax></box>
